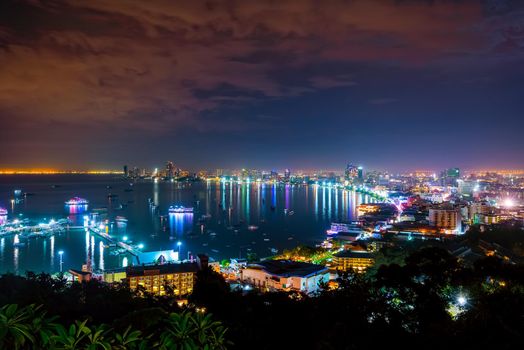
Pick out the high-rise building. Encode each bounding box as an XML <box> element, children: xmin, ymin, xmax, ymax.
<box><xmin>166</xmin><ymin>161</ymin><xmax>175</xmax><ymax>179</ymax></box>
<box><xmin>123</xmin><ymin>165</ymin><xmax>128</xmax><ymax>177</ymax></box>
<box><xmin>440</xmin><ymin>168</ymin><xmax>460</xmax><ymax>187</ymax></box>
<box><xmin>345</xmin><ymin>164</ymin><xmax>359</xmax><ymax>183</ymax></box>
<box><xmin>284</xmin><ymin>169</ymin><xmax>291</xmax><ymax>180</ymax></box>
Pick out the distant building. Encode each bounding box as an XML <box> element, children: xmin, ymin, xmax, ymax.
<box><xmin>429</xmin><ymin>205</ymin><xmax>462</xmax><ymax>234</ymax></box>
<box><xmin>358</xmin><ymin>166</ymin><xmax>364</xmax><ymax>179</ymax></box>
<box><xmin>333</xmin><ymin>250</ymin><xmax>375</xmax><ymax>273</ymax></box>
<box><xmin>345</xmin><ymin>164</ymin><xmax>359</xmax><ymax>183</ymax></box>
<box><xmin>166</xmin><ymin>161</ymin><xmax>175</xmax><ymax>179</ymax></box>
<box><xmin>284</xmin><ymin>168</ymin><xmax>291</xmax><ymax>180</ymax></box>
<box><xmin>123</xmin><ymin>165</ymin><xmax>128</xmax><ymax>177</ymax></box>
<box><xmin>241</xmin><ymin>260</ymin><xmax>329</xmax><ymax>294</ymax></box>
<box><xmin>127</xmin><ymin>263</ymin><xmax>199</xmax><ymax>296</ymax></box>
<box><xmin>440</xmin><ymin>168</ymin><xmax>460</xmax><ymax>187</ymax></box>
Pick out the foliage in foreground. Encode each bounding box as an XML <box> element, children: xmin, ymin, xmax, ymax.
<box><xmin>0</xmin><ymin>303</ymin><xmax>230</xmax><ymax>350</ymax></box>
<box><xmin>0</xmin><ymin>244</ymin><xmax>523</xmax><ymax>349</ymax></box>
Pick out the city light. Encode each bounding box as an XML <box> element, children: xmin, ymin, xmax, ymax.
<box><xmin>457</xmin><ymin>295</ymin><xmax>467</xmax><ymax>307</ymax></box>
<box><xmin>138</xmin><ymin>243</ymin><xmax>144</xmax><ymax>249</ymax></box>
<box><xmin>503</xmin><ymin>198</ymin><xmax>515</xmax><ymax>208</ymax></box>
<box><xmin>123</xmin><ymin>236</ymin><xmax>128</xmax><ymax>241</ymax></box>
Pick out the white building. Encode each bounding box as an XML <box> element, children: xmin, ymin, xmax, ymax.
<box><xmin>241</xmin><ymin>260</ymin><xmax>329</xmax><ymax>294</ymax></box>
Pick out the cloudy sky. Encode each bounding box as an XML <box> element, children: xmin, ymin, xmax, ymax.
<box><xmin>1</xmin><ymin>0</ymin><xmax>523</xmax><ymax>171</ymax></box>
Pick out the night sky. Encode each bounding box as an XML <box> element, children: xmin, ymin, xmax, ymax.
<box><xmin>1</xmin><ymin>0</ymin><xmax>523</xmax><ymax>171</ymax></box>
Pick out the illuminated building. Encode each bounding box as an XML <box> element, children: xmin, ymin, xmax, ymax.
<box><xmin>468</xmin><ymin>202</ymin><xmax>494</xmax><ymax>223</ymax></box>
<box><xmin>333</xmin><ymin>250</ymin><xmax>374</xmax><ymax>273</ymax></box>
<box><xmin>429</xmin><ymin>205</ymin><xmax>462</xmax><ymax>234</ymax></box>
<box><xmin>440</xmin><ymin>168</ymin><xmax>460</xmax><ymax>187</ymax></box>
<box><xmin>357</xmin><ymin>166</ymin><xmax>364</xmax><ymax>182</ymax></box>
<box><xmin>345</xmin><ymin>164</ymin><xmax>359</xmax><ymax>182</ymax></box>
<box><xmin>127</xmin><ymin>263</ymin><xmax>198</xmax><ymax>296</ymax></box>
<box><xmin>103</xmin><ymin>268</ymin><xmax>127</xmax><ymax>283</ymax></box>
<box><xmin>457</xmin><ymin>179</ymin><xmax>476</xmax><ymax>196</ymax></box>
<box><xmin>284</xmin><ymin>168</ymin><xmax>291</xmax><ymax>180</ymax></box>
<box><xmin>241</xmin><ymin>260</ymin><xmax>329</xmax><ymax>294</ymax></box>
<box><xmin>166</xmin><ymin>161</ymin><xmax>175</xmax><ymax>179</ymax></box>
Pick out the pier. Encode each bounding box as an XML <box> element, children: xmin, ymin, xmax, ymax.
<box><xmin>88</xmin><ymin>226</ymin><xmax>139</xmax><ymax>256</ymax></box>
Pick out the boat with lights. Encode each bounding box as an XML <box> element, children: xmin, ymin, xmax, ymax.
<box><xmin>65</xmin><ymin>197</ymin><xmax>89</xmax><ymax>205</ymax></box>
<box><xmin>169</xmin><ymin>206</ymin><xmax>193</xmax><ymax>214</ymax></box>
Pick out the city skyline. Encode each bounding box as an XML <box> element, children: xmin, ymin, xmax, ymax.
<box><xmin>1</xmin><ymin>0</ymin><xmax>524</xmax><ymax>171</ymax></box>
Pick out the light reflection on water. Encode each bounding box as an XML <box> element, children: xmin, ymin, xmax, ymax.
<box><xmin>0</xmin><ymin>176</ymin><xmax>379</xmax><ymax>274</ymax></box>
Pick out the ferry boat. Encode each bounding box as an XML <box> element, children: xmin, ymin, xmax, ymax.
<box><xmin>169</xmin><ymin>206</ymin><xmax>194</xmax><ymax>214</ymax></box>
<box><xmin>65</xmin><ymin>197</ymin><xmax>89</xmax><ymax>205</ymax></box>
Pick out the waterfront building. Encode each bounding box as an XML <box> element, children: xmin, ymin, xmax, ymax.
<box><xmin>333</xmin><ymin>250</ymin><xmax>375</xmax><ymax>273</ymax></box>
<box><xmin>127</xmin><ymin>263</ymin><xmax>199</xmax><ymax>296</ymax></box>
<box><xmin>241</xmin><ymin>260</ymin><xmax>329</xmax><ymax>294</ymax></box>
<box><xmin>429</xmin><ymin>204</ymin><xmax>462</xmax><ymax>234</ymax></box>
<box><xmin>103</xmin><ymin>268</ymin><xmax>127</xmax><ymax>283</ymax></box>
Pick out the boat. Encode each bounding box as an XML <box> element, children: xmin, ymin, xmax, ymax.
<box><xmin>209</xmin><ymin>232</ymin><xmax>217</xmax><ymax>236</ymax></box>
<box><xmin>201</xmin><ymin>214</ymin><xmax>212</xmax><ymax>220</ymax></box>
<box><xmin>115</xmin><ymin>216</ymin><xmax>128</xmax><ymax>226</ymax></box>
<box><xmin>169</xmin><ymin>206</ymin><xmax>194</xmax><ymax>214</ymax></box>
<box><xmin>247</xmin><ymin>225</ymin><xmax>258</xmax><ymax>231</ymax></box>
<box><xmin>65</xmin><ymin>197</ymin><xmax>89</xmax><ymax>205</ymax></box>
<box><xmin>263</xmin><ymin>238</ymin><xmax>270</xmax><ymax>242</ymax></box>
<box><xmin>288</xmin><ymin>211</ymin><xmax>294</xmax><ymax>215</ymax></box>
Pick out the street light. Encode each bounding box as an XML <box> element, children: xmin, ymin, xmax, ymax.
<box><xmin>457</xmin><ymin>295</ymin><xmax>467</xmax><ymax>307</ymax></box>
<box><xmin>58</xmin><ymin>250</ymin><xmax>64</xmax><ymax>273</ymax></box>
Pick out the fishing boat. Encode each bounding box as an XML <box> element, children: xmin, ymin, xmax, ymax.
<box><xmin>169</xmin><ymin>206</ymin><xmax>193</xmax><ymax>214</ymax></box>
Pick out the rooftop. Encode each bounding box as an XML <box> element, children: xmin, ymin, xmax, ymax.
<box><xmin>334</xmin><ymin>250</ymin><xmax>374</xmax><ymax>259</ymax></box>
<box><xmin>127</xmin><ymin>262</ymin><xmax>199</xmax><ymax>277</ymax></box>
<box><xmin>248</xmin><ymin>260</ymin><xmax>328</xmax><ymax>278</ymax></box>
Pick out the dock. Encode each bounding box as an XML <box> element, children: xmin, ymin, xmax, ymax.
<box><xmin>88</xmin><ymin>227</ymin><xmax>139</xmax><ymax>256</ymax></box>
